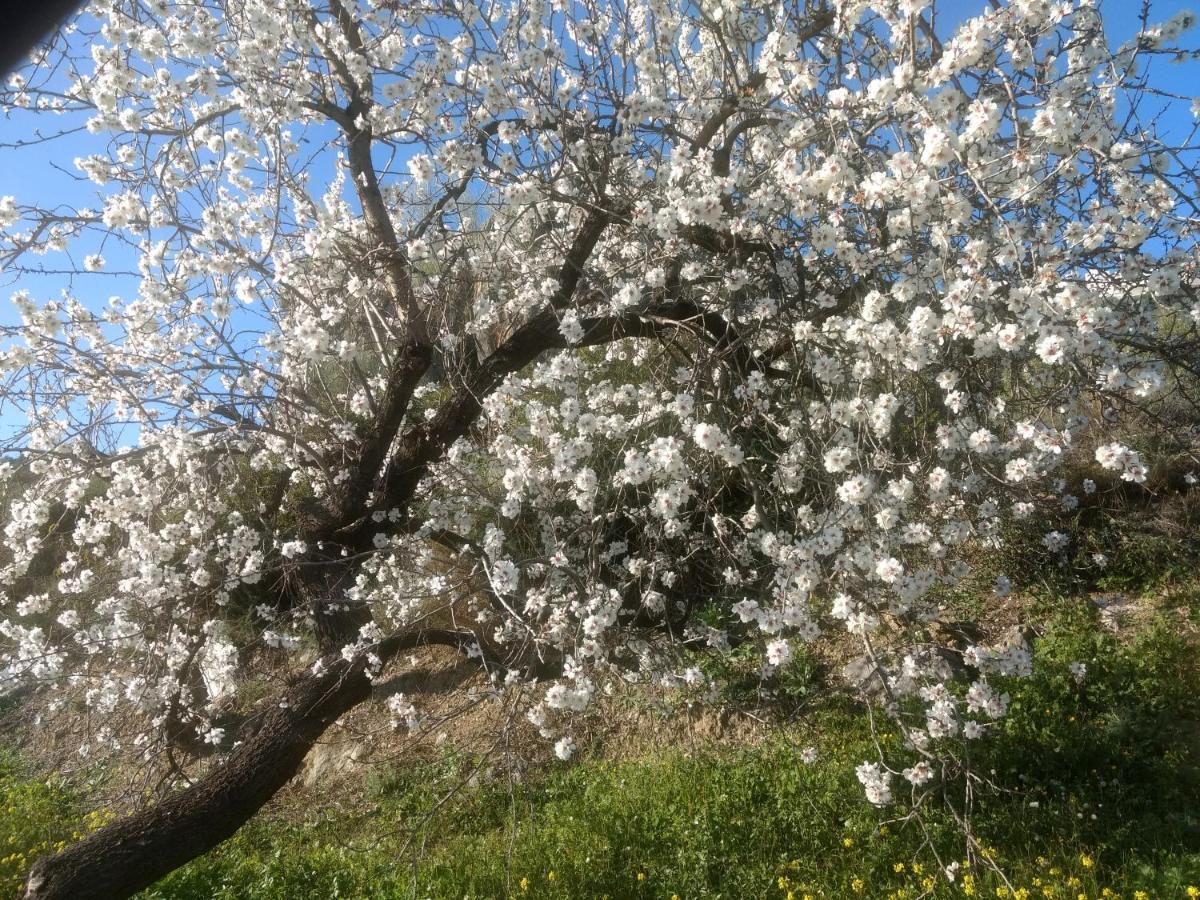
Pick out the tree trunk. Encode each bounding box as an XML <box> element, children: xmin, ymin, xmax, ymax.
<box><xmin>23</xmin><ymin>654</ymin><xmax>372</xmax><ymax>900</ymax></box>
<box><xmin>22</xmin><ymin>629</ymin><xmax>490</xmax><ymax>899</ymax></box>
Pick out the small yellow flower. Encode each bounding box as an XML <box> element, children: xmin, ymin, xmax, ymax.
<box><xmin>852</xmin><ymin>877</ymin><xmax>866</xmax><ymax>894</ymax></box>
<box><xmin>913</xmin><ymin>863</ymin><xmax>923</xmax><ymax>875</ymax></box>
<box><xmin>996</xmin><ymin>888</ymin><xmax>1010</xmax><ymax>898</ymax></box>
<box><xmin>1079</xmin><ymin>854</ymin><xmax>1095</xmax><ymax>869</ymax></box>
<box><xmin>964</xmin><ymin>874</ymin><xmax>977</xmax><ymax>896</ymax></box>
<box><xmin>547</xmin><ymin>870</ymin><xmax>557</xmax><ymax>882</ymax></box>
<box><xmin>1188</xmin><ymin>888</ymin><xmax>1200</xmax><ymax>898</ymax></box>
<box><xmin>637</xmin><ymin>872</ymin><xmax>647</xmax><ymax>882</ymax></box>
<box><xmin>1134</xmin><ymin>892</ymin><xmax>1149</xmax><ymax>900</ymax></box>
<box><xmin>894</xmin><ymin>862</ymin><xmax>906</xmax><ymax>873</ymax></box>
<box><xmin>519</xmin><ymin>877</ymin><xmax>529</xmax><ymax>892</ymax></box>
<box><xmin>843</xmin><ymin>837</ymin><xmax>855</xmax><ymax>848</ymax></box>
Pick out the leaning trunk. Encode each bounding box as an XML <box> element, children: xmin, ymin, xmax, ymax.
<box><xmin>23</xmin><ymin>654</ymin><xmax>372</xmax><ymax>900</ymax></box>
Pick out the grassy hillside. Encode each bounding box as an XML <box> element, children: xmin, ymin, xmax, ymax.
<box><xmin>4</xmin><ymin>597</ymin><xmax>1200</xmax><ymax>899</ymax></box>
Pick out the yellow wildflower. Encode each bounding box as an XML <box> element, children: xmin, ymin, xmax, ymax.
<box><xmin>1079</xmin><ymin>854</ymin><xmax>1095</xmax><ymax>869</ymax></box>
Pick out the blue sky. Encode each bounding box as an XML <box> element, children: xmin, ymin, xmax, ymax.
<box><xmin>0</xmin><ymin>0</ymin><xmax>1195</xmax><ymax>432</ymax></box>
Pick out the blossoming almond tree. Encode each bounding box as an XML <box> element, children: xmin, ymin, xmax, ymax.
<box><xmin>1</xmin><ymin>0</ymin><xmax>1198</xmax><ymax>896</ymax></box>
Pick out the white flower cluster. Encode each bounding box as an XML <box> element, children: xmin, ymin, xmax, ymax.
<box><xmin>385</xmin><ymin>692</ymin><xmax>420</xmax><ymax>732</ymax></box>
<box><xmin>855</xmin><ymin>761</ymin><xmax>894</xmax><ymax>806</ymax></box>
<box><xmin>1094</xmin><ymin>443</ymin><xmax>1148</xmax><ymax>484</ymax></box>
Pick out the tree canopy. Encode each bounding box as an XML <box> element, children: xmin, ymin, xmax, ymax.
<box><xmin>1</xmin><ymin>0</ymin><xmax>1198</xmax><ymax>896</ymax></box>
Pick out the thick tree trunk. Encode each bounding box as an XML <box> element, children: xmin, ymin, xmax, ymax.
<box><xmin>23</xmin><ymin>629</ymin><xmax>487</xmax><ymax>900</ymax></box>
<box><xmin>23</xmin><ymin>654</ymin><xmax>373</xmax><ymax>900</ymax></box>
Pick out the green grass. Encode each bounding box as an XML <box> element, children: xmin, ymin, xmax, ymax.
<box><xmin>4</xmin><ymin>601</ymin><xmax>1199</xmax><ymax>900</ymax></box>
<box><xmin>0</xmin><ymin>749</ymin><xmax>114</xmax><ymax>898</ymax></box>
